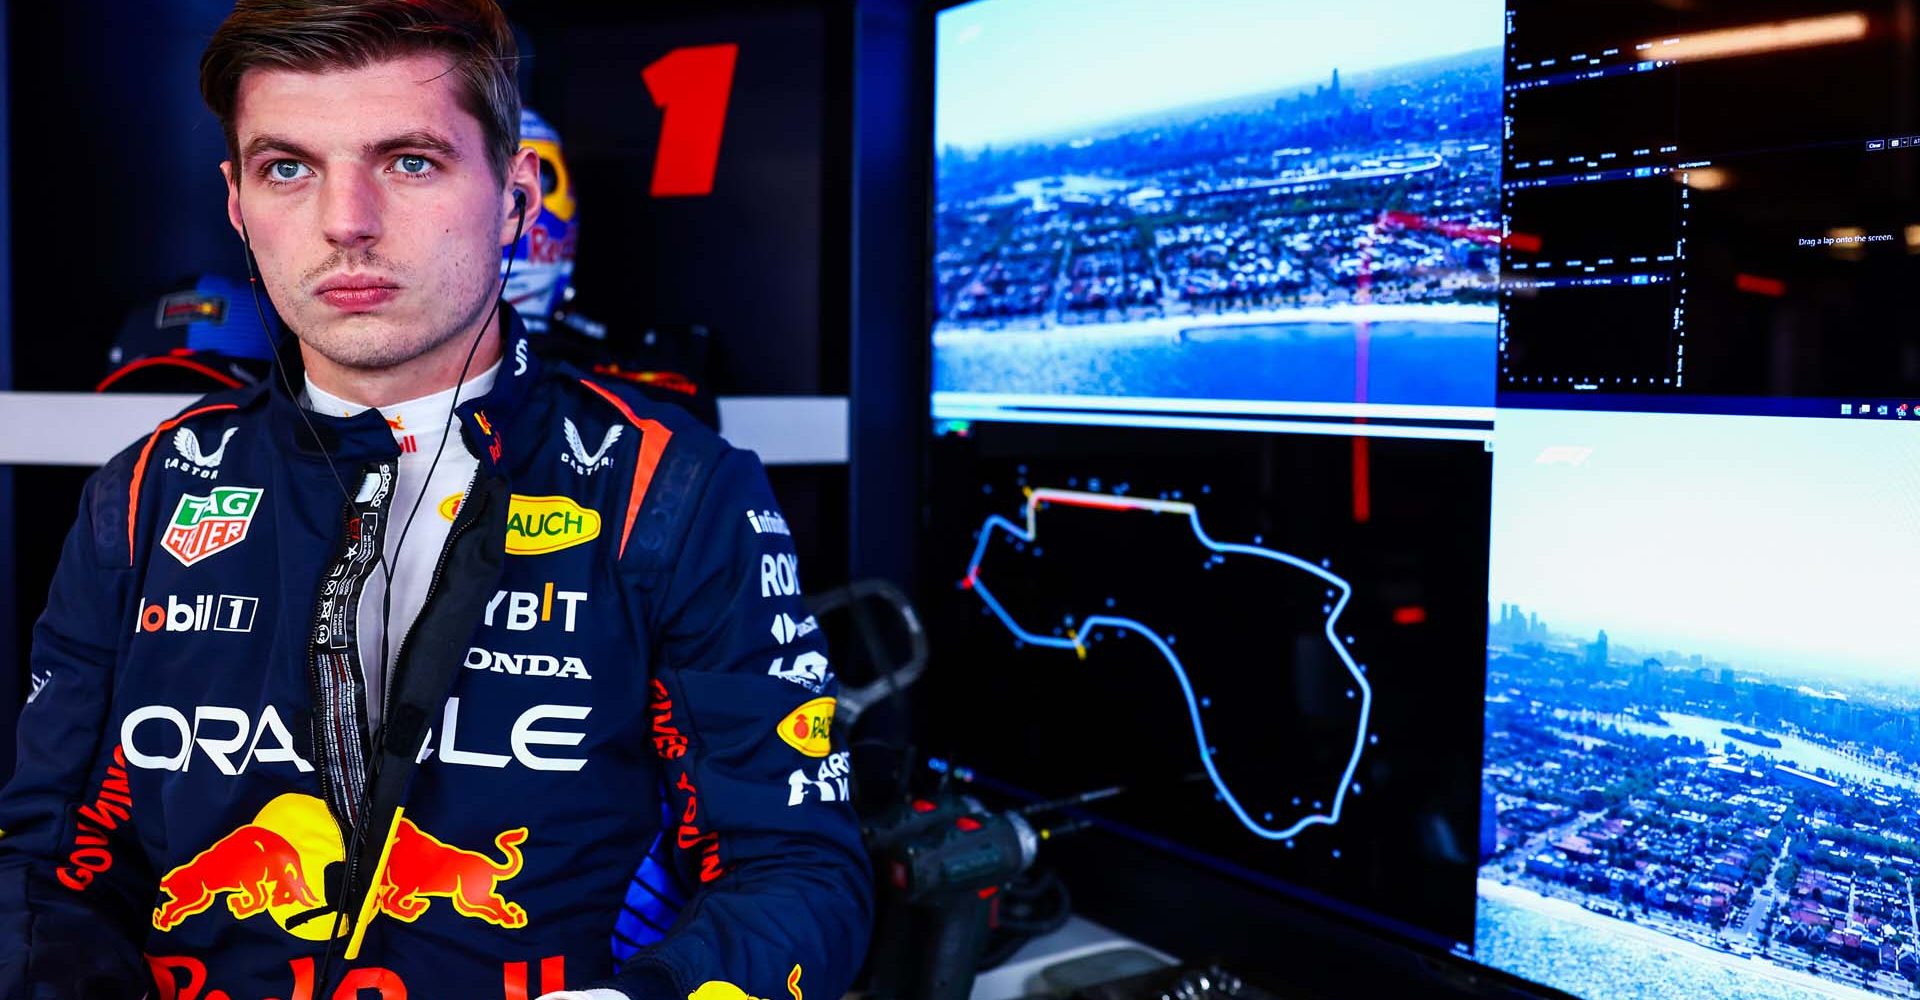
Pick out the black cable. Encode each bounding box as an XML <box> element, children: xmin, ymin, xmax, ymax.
<box><xmin>242</xmin><ymin>188</ymin><xmax>528</xmax><ymax>991</ymax></box>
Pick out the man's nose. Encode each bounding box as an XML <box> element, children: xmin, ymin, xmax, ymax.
<box><xmin>318</xmin><ymin>170</ymin><xmax>382</xmax><ymax>251</ymax></box>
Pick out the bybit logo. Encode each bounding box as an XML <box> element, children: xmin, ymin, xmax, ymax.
<box><xmin>482</xmin><ymin>583</ymin><xmax>588</xmax><ymax>633</ymax></box>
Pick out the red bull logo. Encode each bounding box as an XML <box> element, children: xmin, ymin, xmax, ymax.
<box><xmin>152</xmin><ymin>797</ymin><xmax>534</xmax><ymax>950</ymax></box>
<box><xmin>370</xmin><ymin>816</ymin><xmax>529</xmax><ymax>928</ymax></box>
<box><xmin>153</xmin><ymin>825</ymin><xmax>320</xmax><ymax>931</ymax></box>
<box><xmin>151</xmin><ymin>793</ymin><xmax>345</xmax><ymax>941</ymax></box>
<box><xmin>146</xmin><ymin>954</ymin><xmax>573</xmax><ymax>1000</ymax></box>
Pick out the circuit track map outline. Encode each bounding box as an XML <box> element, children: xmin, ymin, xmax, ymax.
<box><xmin>964</xmin><ymin>487</ymin><xmax>1373</xmax><ymax>841</ymax></box>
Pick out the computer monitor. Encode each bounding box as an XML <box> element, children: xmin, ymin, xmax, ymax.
<box><xmin>930</xmin><ymin>0</ymin><xmax>1502</xmax><ymax>436</ymax></box>
<box><xmin>926</xmin><ymin>0</ymin><xmax>1503</xmax><ymax>966</ymax></box>
<box><xmin>926</xmin><ymin>0</ymin><xmax>1920</xmax><ymax>997</ymax></box>
<box><xmin>1482</xmin><ymin>2</ymin><xmax>1920</xmax><ymax>997</ymax></box>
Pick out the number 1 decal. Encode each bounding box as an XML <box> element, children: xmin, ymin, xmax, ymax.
<box><xmin>642</xmin><ymin>43</ymin><xmax>739</xmax><ymax>198</ymax></box>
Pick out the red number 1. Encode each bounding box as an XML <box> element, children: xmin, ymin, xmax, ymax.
<box><xmin>642</xmin><ymin>44</ymin><xmax>739</xmax><ymax>198</ymax></box>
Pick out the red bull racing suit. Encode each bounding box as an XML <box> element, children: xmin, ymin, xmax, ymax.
<box><xmin>0</xmin><ymin>307</ymin><xmax>871</xmax><ymax>999</ymax></box>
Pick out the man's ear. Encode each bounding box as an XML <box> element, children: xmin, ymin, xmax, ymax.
<box><xmin>500</xmin><ymin>145</ymin><xmax>541</xmax><ymax>246</ymax></box>
<box><xmin>220</xmin><ymin>161</ymin><xmax>247</xmax><ymax>243</ymax></box>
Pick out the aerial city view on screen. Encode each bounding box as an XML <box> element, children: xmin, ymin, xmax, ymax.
<box><xmin>1476</xmin><ymin>410</ymin><xmax>1920</xmax><ymax>1000</ymax></box>
<box><xmin>932</xmin><ymin>0</ymin><xmax>1501</xmax><ymax>410</ymax></box>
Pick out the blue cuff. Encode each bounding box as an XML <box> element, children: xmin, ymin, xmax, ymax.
<box><xmin>588</xmin><ymin>958</ymin><xmax>682</xmax><ymax>1000</ymax></box>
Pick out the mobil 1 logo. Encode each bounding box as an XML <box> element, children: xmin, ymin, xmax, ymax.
<box><xmin>135</xmin><ymin>594</ymin><xmax>258</xmax><ymax>634</ymax></box>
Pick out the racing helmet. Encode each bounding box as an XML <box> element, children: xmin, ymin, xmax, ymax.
<box><xmin>502</xmin><ymin>107</ymin><xmax>578</xmax><ymax>318</ymax></box>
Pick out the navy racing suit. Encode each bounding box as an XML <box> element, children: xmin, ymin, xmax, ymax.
<box><xmin>0</xmin><ymin>306</ymin><xmax>870</xmax><ymax>999</ymax></box>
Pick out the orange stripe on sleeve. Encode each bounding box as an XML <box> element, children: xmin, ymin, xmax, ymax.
<box><xmin>578</xmin><ymin>379</ymin><xmax>672</xmax><ymax>559</ymax></box>
<box><xmin>127</xmin><ymin>403</ymin><xmax>240</xmax><ymax>565</ymax></box>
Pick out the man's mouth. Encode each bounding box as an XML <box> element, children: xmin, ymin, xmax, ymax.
<box><xmin>313</xmin><ymin>275</ymin><xmax>401</xmax><ymax>311</ymax></box>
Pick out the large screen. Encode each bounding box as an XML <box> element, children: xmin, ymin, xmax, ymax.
<box><xmin>930</xmin><ymin>0</ymin><xmax>1502</xmax><ymax>437</ymax></box>
<box><xmin>926</xmin><ymin>421</ymin><xmax>1493</xmax><ymax>951</ymax></box>
<box><xmin>928</xmin><ymin>0</ymin><xmax>1920</xmax><ymax>997</ymax></box>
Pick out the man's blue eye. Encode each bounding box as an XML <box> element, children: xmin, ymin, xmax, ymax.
<box><xmin>270</xmin><ymin>161</ymin><xmax>307</xmax><ymax>181</ymax></box>
<box><xmin>397</xmin><ymin>156</ymin><xmax>431</xmax><ymax>175</ymax></box>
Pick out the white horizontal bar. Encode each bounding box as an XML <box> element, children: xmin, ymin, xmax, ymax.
<box><xmin>933</xmin><ymin>404</ymin><xmax>1494</xmax><ymax>442</ymax></box>
<box><xmin>933</xmin><ymin>391</ymin><xmax>1495</xmax><ymax>422</ymax></box>
<box><xmin>717</xmin><ymin>396</ymin><xmax>849</xmax><ymax>465</ymax></box>
<box><xmin>0</xmin><ymin>392</ymin><xmax>848</xmax><ymax>467</ymax></box>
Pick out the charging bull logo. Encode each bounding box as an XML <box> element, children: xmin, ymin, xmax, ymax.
<box><xmin>153</xmin><ymin>826</ymin><xmax>318</xmax><ymax>930</ymax></box>
<box><xmin>370</xmin><ymin>816</ymin><xmax>529</xmax><ymax>928</ymax></box>
<box><xmin>152</xmin><ymin>796</ymin><xmax>533</xmax><ymax>945</ymax></box>
<box><xmin>151</xmin><ymin>793</ymin><xmax>347</xmax><ymax>940</ymax></box>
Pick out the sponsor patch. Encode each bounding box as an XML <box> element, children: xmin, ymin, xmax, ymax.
<box><xmin>504</xmin><ymin>495</ymin><xmax>601</xmax><ymax>556</ymax></box>
<box><xmin>786</xmin><ymin>751</ymin><xmax>850</xmax><ymax>807</ymax></box>
<box><xmin>160</xmin><ymin>487</ymin><xmax>262</xmax><ymax>567</ymax></box>
<box><xmin>767</xmin><ymin>651</ymin><xmax>834</xmax><ymax>695</ymax></box>
<box><xmin>760</xmin><ymin>553</ymin><xmax>799</xmax><ymax>597</ymax></box>
<box><xmin>56</xmin><ymin>746</ymin><xmax>134</xmax><ymax>893</ymax></box>
<box><xmin>770</xmin><ymin>613</ymin><xmax>818</xmax><ymax>645</ymax></box>
<box><xmin>437</xmin><ymin>492</ymin><xmax>464</xmax><ymax>522</ymax></box>
<box><xmin>650</xmin><ymin>679</ymin><xmax>689</xmax><ymax>760</ymax></box>
<box><xmin>746</xmin><ymin>509</ymin><xmax>790</xmax><ymax>536</ymax></box>
<box><xmin>136</xmin><ymin>594</ymin><xmax>258</xmax><ymax>634</ymax></box>
<box><xmin>414</xmin><ymin>697</ymin><xmax>591</xmax><ymax>772</ymax></box>
<box><xmin>123</xmin><ymin>704</ymin><xmax>314</xmax><ymax>776</ymax></box>
<box><xmin>369</xmin><ymin>814</ymin><xmax>528</xmax><ymax>929</ymax></box>
<box><xmin>164</xmin><ymin>427</ymin><xmax>237</xmax><ymax>480</ymax></box>
<box><xmin>561</xmin><ymin>417</ymin><xmax>622</xmax><ymax>475</ymax></box>
<box><xmin>483</xmin><ymin>583</ymin><xmax>588</xmax><ymax>632</ymax></box>
<box><xmin>776</xmin><ymin>697</ymin><xmax>835</xmax><ymax>758</ymax></box>
<box><xmin>147</xmin><ymin>794</ymin><xmax>529</xmax><ymax>943</ymax></box>
<box><xmin>463</xmin><ymin>647</ymin><xmax>593</xmax><ymax>680</ymax></box>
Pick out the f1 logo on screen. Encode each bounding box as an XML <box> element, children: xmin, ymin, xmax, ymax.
<box><xmin>642</xmin><ymin>43</ymin><xmax>739</xmax><ymax>198</ymax></box>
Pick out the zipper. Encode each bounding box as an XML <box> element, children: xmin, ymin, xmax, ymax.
<box><xmin>305</xmin><ymin>490</ymin><xmax>361</xmax><ymax>833</ymax></box>
<box><xmin>334</xmin><ymin>469</ymin><xmax>489</xmax><ymax>940</ymax></box>
<box><xmin>377</xmin><ymin>467</ymin><xmax>483</xmax><ymax>741</ymax></box>
<box><xmin>302</xmin><ymin>460</ymin><xmax>399</xmax><ymax>952</ymax></box>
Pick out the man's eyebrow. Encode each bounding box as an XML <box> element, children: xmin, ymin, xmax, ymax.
<box><xmin>240</xmin><ymin>133</ymin><xmax>320</xmax><ymax>165</ymax></box>
<box><xmin>365</xmin><ymin>130</ymin><xmax>463</xmax><ymax>161</ymax></box>
<box><xmin>237</xmin><ymin>130</ymin><xmax>463</xmax><ymax>164</ymax></box>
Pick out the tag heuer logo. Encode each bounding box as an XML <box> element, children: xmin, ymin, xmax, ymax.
<box><xmin>160</xmin><ymin>487</ymin><xmax>263</xmax><ymax>566</ymax></box>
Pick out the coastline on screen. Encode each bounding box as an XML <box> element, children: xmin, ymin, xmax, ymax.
<box><xmin>931</xmin><ymin>0</ymin><xmax>1503</xmax><ymax>428</ymax></box>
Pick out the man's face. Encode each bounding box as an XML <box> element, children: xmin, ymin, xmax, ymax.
<box><xmin>222</xmin><ymin>53</ymin><xmax>531</xmax><ymax>372</ymax></box>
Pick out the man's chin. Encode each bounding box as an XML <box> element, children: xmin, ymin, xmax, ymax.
<box><xmin>296</xmin><ymin>316</ymin><xmax>440</xmax><ymax>372</ymax></box>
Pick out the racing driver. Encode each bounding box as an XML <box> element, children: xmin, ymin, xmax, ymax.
<box><xmin>0</xmin><ymin>1</ymin><xmax>870</xmax><ymax>997</ymax></box>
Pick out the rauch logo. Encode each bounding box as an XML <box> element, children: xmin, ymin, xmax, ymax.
<box><xmin>776</xmin><ymin>697</ymin><xmax>835</xmax><ymax>758</ymax></box>
<box><xmin>505</xmin><ymin>495</ymin><xmax>601</xmax><ymax>556</ymax></box>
